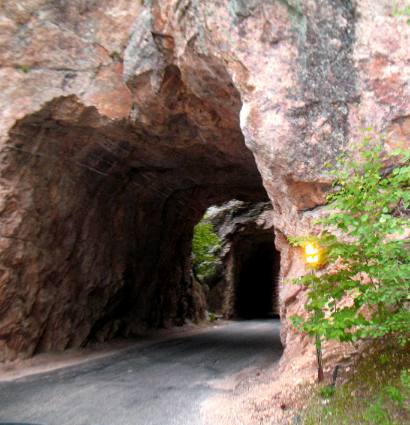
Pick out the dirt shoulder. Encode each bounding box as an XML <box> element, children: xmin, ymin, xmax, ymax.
<box><xmin>201</xmin><ymin>340</ymin><xmax>358</xmax><ymax>425</ymax></box>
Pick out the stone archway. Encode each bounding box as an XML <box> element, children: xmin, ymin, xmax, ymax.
<box><xmin>0</xmin><ymin>59</ymin><xmax>270</xmax><ymax>361</ymax></box>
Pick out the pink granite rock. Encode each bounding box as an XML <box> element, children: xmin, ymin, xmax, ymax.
<box><xmin>0</xmin><ymin>0</ymin><xmax>408</xmax><ymax>366</ymax></box>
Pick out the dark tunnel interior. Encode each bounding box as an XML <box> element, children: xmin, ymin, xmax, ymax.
<box><xmin>235</xmin><ymin>234</ymin><xmax>280</xmax><ymax>319</ymax></box>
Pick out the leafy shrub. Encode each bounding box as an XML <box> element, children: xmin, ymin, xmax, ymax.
<box><xmin>364</xmin><ymin>369</ymin><xmax>410</xmax><ymax>425</ymax></box>
<box><xmin>192</xmin><ymin>217</ymin><xmax>221</xmax><ymax>280</ymax></box>
<box><xmin>302</xmin><ymin>343</ymin><xmax>410</xmax><ymax>425</ymax></box>
<box><xmin>364</xmin><ymin>395</ymin><xmax>394</xmax><ymax>425</ymax></box>
<box><xmin>208</xmin><ymin>312</ymin><xmax>218</xmax><ymax>322</ymax></box>
<box><xmin>319</xmin><ymin>385</ymin><xmax>336</xmax><ymax>399</ymax></box>
<box><xmin>289</xmin><ymin>133</ymin><xmax>410</xmax><ymax>346</ymax></box>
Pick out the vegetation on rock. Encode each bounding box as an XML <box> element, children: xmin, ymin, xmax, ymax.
<box><xmin>302</xmin><ymin>342</ymin><xmax>410</xmax><ymax>424</ymax></box>
<box><xmin>290</xmin><ymin>132</ymin><xmax>409</xmax><ymax>423</ymax></box>
<box><xmin>192</xmin><ymin>216</ymin><xmax>221</xmax><ymax>281</ymax></box>
<box><xmin>290</xmin><ymin>132</ymin><xmax>409</xmax><ymax>346</ymax></box>
<box><xmin>393</xmin><ymin>1</ymin><xmax>410</xmax><ymax>25</ymax></box>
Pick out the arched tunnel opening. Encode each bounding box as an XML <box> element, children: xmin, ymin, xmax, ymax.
<box><xmin>195</xmin><ymin>201</ymin><xmax>281</xmax><ymax>321</ymax></box>
<box><xmin>0</xmin><ymin>57</ymin><xmax>280</xmax><ymax>362</ymax></box>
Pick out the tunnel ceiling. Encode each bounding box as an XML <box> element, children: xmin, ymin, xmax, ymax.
<box><xmin>0</xmin><ymin>54</ymin><xmax>268</xmax><ymax>361</ymax></box>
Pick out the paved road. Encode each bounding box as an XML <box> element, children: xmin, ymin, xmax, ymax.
<box><xmin>0</xmin><ymin>319</ymin><xmax>282</xmax><ymax>425</ymax></box>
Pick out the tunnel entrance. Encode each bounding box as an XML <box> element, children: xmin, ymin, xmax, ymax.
<box><xmin>234</xmin><ymin>234</ymin><xmax>280</xmax><ymax>319</ymax></box>
<box><xmin>0</xmin><ymin>52</ymin><xmax>277</xmax><ymax>361</ymax></box>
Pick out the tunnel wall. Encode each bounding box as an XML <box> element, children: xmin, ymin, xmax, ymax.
<box><xmin>0</xmin><ymin>1</ymin><xmax>409</xmax><ymax>364</ymax></box>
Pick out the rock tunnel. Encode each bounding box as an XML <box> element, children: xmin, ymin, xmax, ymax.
<box><xmin>0</xmin><ymin>8</ymin><xmax>408</xmax><ymax>416</ymax></box>
<box><xmin>0</xmin><ymin>58</ymin><xmax>276</xmax><ymax>361</ymax></box>
<box><xmin>2</xmin><ymin>0</ymin><xmax>401</xmax><ymax>367</ymax></box>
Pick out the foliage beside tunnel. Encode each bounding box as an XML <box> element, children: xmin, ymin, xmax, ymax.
<box><xmin>192</xmin><ymin>217</ymin><xmax>221</xmax><ymax>281</ymax></box>
<box><xmin>290</xmin><ymin>134</ymin><xmax>410</xmax><ymax>346</ymax></box>
<box><xmin>302</xmin><ymin>341</ymin><xmax>410</xmax><ymax>425</ymax></box>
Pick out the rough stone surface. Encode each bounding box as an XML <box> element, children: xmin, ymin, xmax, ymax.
<box><xmin>0</xmin><ymin>0</ymin><xmax>409</xmax><ymax>371</ymax></box>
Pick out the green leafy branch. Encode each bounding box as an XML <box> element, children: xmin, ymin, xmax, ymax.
<box><xmin>289</xmin><ymin>133</ymin><xmax>410</xmax><ymax>349</ymax></box>
<box><xmin>192</xmin><ymin>218</ymin><xmax>221</xmax><ymax>280</ymax></box>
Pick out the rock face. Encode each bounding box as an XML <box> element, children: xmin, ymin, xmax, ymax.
<box><xmin>0</xmin><ymin>1</ymin><xmax>409</xmax><ymax>362</ymax></box>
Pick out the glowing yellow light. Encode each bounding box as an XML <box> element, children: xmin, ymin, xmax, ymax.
<box><xmin>306</xmin><ymin>254</ymin><xmax>319</xmax><ymax>264</ymax></box>
<box><xmin>305</xmin><ymin>243</ymin><xmax>319</xmax><ymax>265</ymax></box>
<box><xmin>305</xmin><ymin>243</ymin><xmax>318</xmax><ymax>255</ymax></box>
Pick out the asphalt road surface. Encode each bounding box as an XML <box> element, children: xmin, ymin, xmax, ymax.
<box><xmin>0</xmin><ymin>319</ymin><xmax>282</xmax><ymax>425</ymax></box>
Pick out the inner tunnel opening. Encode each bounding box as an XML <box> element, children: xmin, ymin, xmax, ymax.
<box><xmin>193</xmin><ymin>201</ymin><xmax>281</xmax><ymax>322</ymax></box>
